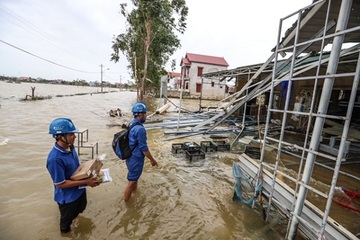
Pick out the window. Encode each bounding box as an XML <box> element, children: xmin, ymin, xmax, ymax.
<box><xmin>197</xmin><ymin>67</ymin><xmax>203</xmax><ymax>76</ymax></box>
<box><xmin>196</xmin><ymin>83</ymin><xmax>202</xmax><ymax>93</ymax></box>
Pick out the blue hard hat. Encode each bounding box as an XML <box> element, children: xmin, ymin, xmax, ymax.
<box><xmin>132</xmin><ymin>102</ymin><xmax>147</xmax><ymax>116</ymax></box>
<box><xmin>49</xmin><ymin>118</ymin><xmax>79</xmax><ymax>136</ymax></box>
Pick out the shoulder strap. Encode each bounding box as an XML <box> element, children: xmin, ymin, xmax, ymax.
<box><xmin>127</xmin><ymin>121</ymin><xmax>141</xmax><ymax>131</ymax></box>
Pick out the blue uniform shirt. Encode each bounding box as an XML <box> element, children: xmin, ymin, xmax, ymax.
<box><xmin>126</xmin><ymin>119</ymin><xmax>148</xmax><ymax>181</ymax></box>
<box><xmin>46</xmin><ymin>143</ymin><xmax>85</xmax><ymax>204</ymax></box>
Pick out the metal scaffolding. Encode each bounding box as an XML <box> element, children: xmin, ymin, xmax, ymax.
<box><xmin>257</xmin><ymin>0</ymin><xmax>360</xmax><ymax>239</ymax></box>
<box><xmin>198</xmin><ymin>0</ymin><xmax>360</xmax><ymax>239</ymax></box>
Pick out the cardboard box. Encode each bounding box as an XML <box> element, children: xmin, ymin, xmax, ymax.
<box><xmin>71</xmin><ymin>159</ymin><xmax>103</xmax><ymax>180</ymax></box>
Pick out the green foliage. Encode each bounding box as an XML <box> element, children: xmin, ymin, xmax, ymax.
<box><xmin>111</xmin><ymin>0</ymin><xmax>188</xmax><ymax>99</ymax></box>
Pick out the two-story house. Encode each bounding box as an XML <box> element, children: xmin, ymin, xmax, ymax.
<box><xmin>180</xmin><ymin>53</ymin><xmax>229</xmax><ymax>100</ymax></box>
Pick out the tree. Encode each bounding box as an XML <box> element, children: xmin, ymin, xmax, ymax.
<box><xmin>111</xmin><ymin>0</ymin><xmax>188</xmax><ymax>101</ymax></box>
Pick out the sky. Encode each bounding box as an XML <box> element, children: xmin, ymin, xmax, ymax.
<box><xmin>0</xmin><ymin>0</ymin><xmax>312</xmax><ymax>84</ymax></box>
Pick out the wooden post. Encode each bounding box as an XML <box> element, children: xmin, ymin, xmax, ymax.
<box><xmin>31</xmin><ymin>87</ymin><xmax>36</xmax><ymax>98</ymax></box>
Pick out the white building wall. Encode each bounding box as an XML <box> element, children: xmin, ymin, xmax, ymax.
<box><xmin>188</xmin><ymin>62</ymin><xmax>227</xmax><ymax>100</ymax></box>
<box><xmin>201</xmin><ymin>78</ymin><xmax>227</xmax><ymax>100</ymax></box>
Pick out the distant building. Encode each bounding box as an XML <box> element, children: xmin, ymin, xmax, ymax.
<box><xmin>167</xmin><ymin>72</ymin><xmax>181</xmax><ymax>90</ymax></box>
<box><xmin>180</xmin><ymin>53</ymin><xmax>229</xmax><ymax>100</ymax></box>
<box><xmin>18</xmin><ymin>76</ymin><xmax>32</xmax><ymax>82</ymax></box>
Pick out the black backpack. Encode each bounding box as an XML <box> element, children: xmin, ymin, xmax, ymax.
<box><xmin>112</xmin><ymin>122</ymin><xmax>140</xmax><ymax>160</ymax></box>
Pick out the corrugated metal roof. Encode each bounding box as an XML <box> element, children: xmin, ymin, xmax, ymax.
<box><xmin>278</xmin><ymin>0</ymin><xmax>360</xmax><ymax>53</ymax></box>
<box><xmin>181</xmin><ymin>53</ymin><xmax>229</xmax><ymax>67</ymax></box>
<box><xmin>202</xmin><ymin>62</ymin><xmax>273</xmax><ymax>78</ymax></box>
<box><xmin>204</xmin><ymin>0</ymin><xmax>359</xmax><ymax>79</ymax></box>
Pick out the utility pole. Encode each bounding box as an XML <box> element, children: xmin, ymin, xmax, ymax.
<box><xmin>100</xmin><ymin>64</ymin><xmax>109</xmax><ymax>92</ymax></box>
<box><xmin>100</xmin><ymin>64</ymin><xmax>104</xmax><ymax>92</ymax></box>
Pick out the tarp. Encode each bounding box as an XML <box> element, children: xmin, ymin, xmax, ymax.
<box><xmin>232</xmin><ymin>162</ymin><xmax>262</xmax><ymax>206</ymax></box>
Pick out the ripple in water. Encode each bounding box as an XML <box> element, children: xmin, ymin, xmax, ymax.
<box><xmin>0</xmin><ymin>136</ymin><xmax>10</xmax><ymax>146</ymax></box>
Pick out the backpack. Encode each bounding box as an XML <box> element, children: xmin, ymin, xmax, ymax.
<box><xmin>112</xmin><ymin>122</ymin><xmax>140</xmax><ymax>160</ymax></box>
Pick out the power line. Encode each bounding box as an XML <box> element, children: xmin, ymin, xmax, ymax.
<box><xmin>0</xmin><ymin>39</ymin><xmax>98</xmax><ymax>73</ymax></box>
<box><xmin>0</xmin><ymin>2</ymin><xmax>131</xmax><ymax>82</ymax></box>
<box><xmin>0</xmin><ymin>3</ymin><xmax>102</xmax><ymax>67</ymax></box>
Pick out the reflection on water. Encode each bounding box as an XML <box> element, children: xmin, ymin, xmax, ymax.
<box><xmin>0</xmin><ymin>81</ymin><xmax>287</xmax><ymax>239</ymax></box>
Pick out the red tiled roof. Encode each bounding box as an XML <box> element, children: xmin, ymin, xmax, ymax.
<box><xmin>181</xmin><ymin>57</ymin><xmax>190</xmax><ymax>65</ymax></box>
<box><xmin>181</xmin><ymin>53</ymin><xmax>229</xmax><ymax>67</ymax></box>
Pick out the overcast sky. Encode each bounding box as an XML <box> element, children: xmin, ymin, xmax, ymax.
<box><xmin>0</xmin><ymin>0</ymin><xmax>312</xmax><ymax>84</ymax></box>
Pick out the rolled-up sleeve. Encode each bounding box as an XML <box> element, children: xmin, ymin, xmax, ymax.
<box><xmin>137</xmin><ymin>127</ymin><xmax>148</xmax><ymax>152</ymax></box>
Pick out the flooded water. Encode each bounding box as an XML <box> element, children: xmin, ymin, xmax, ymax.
<box><xmin>0</xmin><ymin>81</ymin><xmax>288</xmax><ymax>240</ymax></box>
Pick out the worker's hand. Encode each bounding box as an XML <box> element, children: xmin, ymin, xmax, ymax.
<box><xmin>86</xmin><ymin>176</ymin><xmax>101</xmax><ymax>187</ymax></box>
<box><xmin>150</xmin><ymin>159</ymin><xmax>158</xmax><ymax>166</ymax></box>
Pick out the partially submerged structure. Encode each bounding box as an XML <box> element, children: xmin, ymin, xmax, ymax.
<box><xmin>194</xmin><ymin>0</ymin><xmax>360</xmax><ymax>239</ymax></box>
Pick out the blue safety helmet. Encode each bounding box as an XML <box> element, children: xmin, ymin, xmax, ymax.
<box><xmin>132</xmin><ymin>102</ymin><xmax>147</xmax><ymax>116</ymax></box>
<box><xmin>49</xmin><ymin>118</ymin><xmax>79</xmax><ymax>137</ymax></box>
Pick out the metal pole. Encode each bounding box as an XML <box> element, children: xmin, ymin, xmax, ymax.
<box><xmin>100</xmin><ymin>64</ymin><xmax>103</xmax><ymax>92</ymax></box>
<box><xmin>288</xmin><ymin>0</ymin><xmax>352</xmax><ymax>238</ymax></box>
<box><xmin>242</xmin><ymin>68</ymin><xmax>251</xmax><ymax>126</ymax></box>
<box><xmin>177</xmin><ymin>65</ymin><xmax>185</xmax><ymax>131</ymax></box>
<box><xmin>199</xmin><ymin>77</ymin><xmax>203</xmax><ymax>112</ymax></box>
<box><xmin>133</xmin><ymin>52</ymin><xmax>139</xmax><ymax>100</ymax></box>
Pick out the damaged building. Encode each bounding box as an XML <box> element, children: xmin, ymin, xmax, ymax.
<box><xmin>194</xmin><ymin>0</ymin><xmax>360</xmax><ymax>239</ymax></box>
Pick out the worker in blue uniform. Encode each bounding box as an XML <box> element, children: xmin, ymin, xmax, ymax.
<box><xmin>124</xmin><ymin>103</ymin><xmax>158</xmax><ymax>202</ymax></box>
<box><xmin>46</xmin><ymin>118</ymin><xmax>100</xmax><ymax>234</ymax></box>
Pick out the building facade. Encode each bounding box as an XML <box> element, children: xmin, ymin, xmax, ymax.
<box><xmin>179</xmin><ymin>53</ymin><xmax>229</xmax><ymax>100</ymax></box>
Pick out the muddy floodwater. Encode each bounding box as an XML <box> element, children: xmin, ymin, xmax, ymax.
<box><xmin>0</xmin><ymin>81</ymin><xmax>358</xmax><ymax>240</ymax></box>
